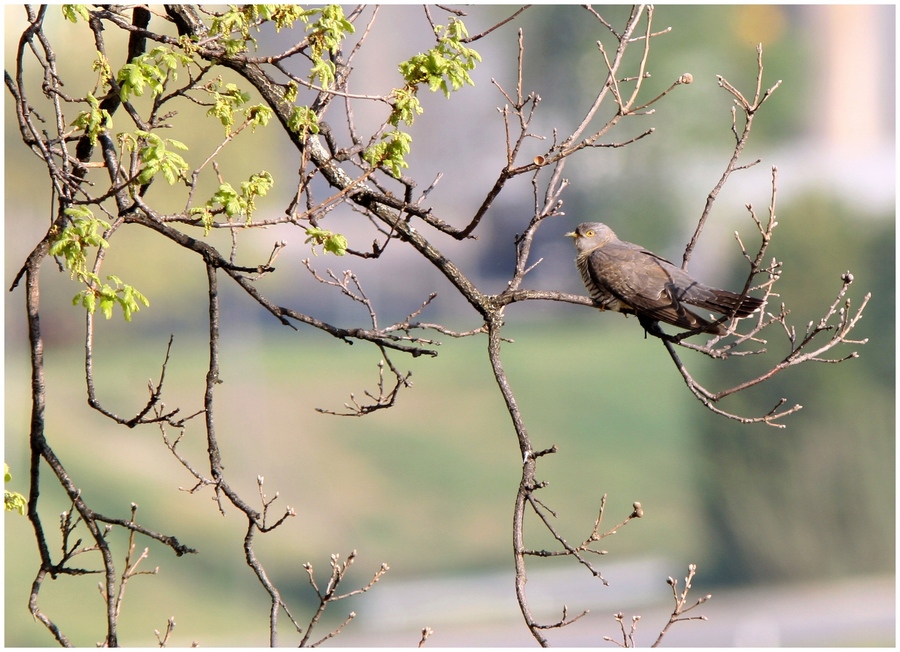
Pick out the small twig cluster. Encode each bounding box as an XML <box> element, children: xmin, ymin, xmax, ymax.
<box><xmin>643</xmin><ymin>49</ymin><xmax>869</xmax><ymax>427</ymax></box>
<box><xmin>299</xmin><ymin>551</ymin><xmax>390</xmax><ymax>647</ymax></box>
<box><xmin>653</xmin><ymin>564</ymin><xmax>711</xmax><ymax>646</ymax></box>
<box><xmin>524</xmin><ymin>494</ymin><xmax>644</xmax><ymax>586</ymax></box>
<box><xmin>602</xmin><ymin>564</ymin><xmax>710</xmax><ymax>648</ymax></box>
<box><xmin>418</xmin><ymin>626</ymin><xmax>434</xmax><ymax>647</ymax></box>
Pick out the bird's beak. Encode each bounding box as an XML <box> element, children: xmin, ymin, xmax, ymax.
<box><xmin>564</xmin><ymin>231</ymin><xmax>577</xmax><ymax>239</ymax></box>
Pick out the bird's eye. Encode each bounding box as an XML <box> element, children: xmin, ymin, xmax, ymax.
<box><xmin>584</xmin><ymin>230</ymin><xmax>595</xmax><ymax>237</ymax></box>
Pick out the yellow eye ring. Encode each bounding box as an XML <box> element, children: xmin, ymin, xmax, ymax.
<box><xmin>584</xmin><ymin>230</ymin><xmax>595</xmax><ymax>237</ymax></box>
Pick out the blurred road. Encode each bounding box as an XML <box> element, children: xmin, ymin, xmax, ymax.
<box><xmin>333</xmin><ymin>559</ymin><xmax>894</xmax><ymax>646</ymax></box>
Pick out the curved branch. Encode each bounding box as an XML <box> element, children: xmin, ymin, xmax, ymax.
<box><xmin>682</xmin><ymin>43</ymin><xmax>782</xmax><ymax>270</ymax></box>
<box><xmin>486</xmin><ymin>318</ymin><xmax>549</xmax><ymax>646</ymax></box>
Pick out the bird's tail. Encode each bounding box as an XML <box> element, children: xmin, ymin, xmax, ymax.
<box><xmin>688</xmin><ymin>287</ymin><xmax>764</xmax><ymax>318</ymax></box>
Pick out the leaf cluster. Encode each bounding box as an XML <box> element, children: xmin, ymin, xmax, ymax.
<box><xmin>363</xmin><ymin>130</ymin><xmax>413</xmax><ymax>179</ymax></box>
<box><xmin>398</xmin><ymin>18</ymin><xmax>481</xmax><ymax>99</ymax></box>
<box><xmin>192</xmin><ymin>171</ymin><xmax>275</xmax><ymax>233</ymax></box>
<box><xmin>117</xmin><ymin>46</ymin><xmax>192</xmax><ymax>103</ymax></box>
<box><xmin>206</xmin><ymin>81</ymin><xmax>252</xmax><ymax>132</ymax></box>
<box><xmin>287</xmin><ymin>105</ymin><xmax>320</xmax><ymax>142</ymax></box>
<box><xmin>208</xmin><ymin>4</ymin><xmax>354</xmax><ymax>80</ymax></box>
<box><xmin>305</xmin><ymin>227</ymin><xmax>349</xmax><ymax>256</ymax></box>
<box><xmin>73</xmin><ymin>274</ymin><xmax>150</xmax><ymax>322</ymax></box>
<box><xmin>305</xmin><ymin>5</ymin><xmax>356</xmax><ymax>88</ymax></box>
<box><xmin>209</xmin><ymin>5</ymin><xmax>274</xmax><ymax>55</ymax></box>
<box><xmin>49</xmin><ymin>208</ymin><xmax>149</xmax><ymax>321</ymax></box>
<box><xmin>70</xmin><ymin>93</ymin><xmax>112</xmax><ymax>145</ymax></box>
<box><xmin>49</xmin><ymin>206</ymin><xmax>110</xmax><ymax>278</ymax></box>
<box><xmin>367</xmin><ymin>18</ymin><xmax>481</xmax><ymax>178</ymax></box>
<box><xmin>120</xmin><ymin>130</ymin><xmax>189</xmax><ymax>186</ymax></box>
<box><xmin>61</xmin><ymin>4</ymin><xmax>90</xmax><ymax>23</ymax></box>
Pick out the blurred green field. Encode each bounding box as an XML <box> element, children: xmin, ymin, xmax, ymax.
<box><xmin>5</xmin><ymin>292</ymin><xmax>881</xmax><ymax>645</ymax></box>
<box><xmin>6</xmin><ymin>314</ymin><xmax>721</xmax><ymax>645</ymax></box>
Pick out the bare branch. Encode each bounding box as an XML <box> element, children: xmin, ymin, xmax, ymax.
<box><xmin>652</xmin><ymin>564</ymin><xmax>711</xmax><ymax>647</ymax></box>
<box><xmin>682</xmin><ymin>43</ymin><xmax>781</xmax><ymax>269</ymax></box>
<box><xmin>299</xmin><ymin>551</ymin><xmax>389</xmax><ymax>647</ymax></box>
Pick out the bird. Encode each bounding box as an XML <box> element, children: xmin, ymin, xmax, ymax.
<box><xmin>566</xmin><ymin>222</ymin><xmax>763</xmax><ymax>336</ymax></box>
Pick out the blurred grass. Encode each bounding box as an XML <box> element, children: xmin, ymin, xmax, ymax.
<box><xmin>6</xmin><ymin>313</ymin><xmax>713</xmax><ymax>645</ymax></box>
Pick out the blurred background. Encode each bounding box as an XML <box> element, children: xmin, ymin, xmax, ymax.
<box><xmin>5</xmin><ymin>5</ymin><xmax>894</xmax><ymax>646</ymax></box>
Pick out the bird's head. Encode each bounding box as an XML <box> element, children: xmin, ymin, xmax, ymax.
<box><xmin>565</xmin><ymin>222</ymin><xmax>617</xmax><ymax>255</ymax></box>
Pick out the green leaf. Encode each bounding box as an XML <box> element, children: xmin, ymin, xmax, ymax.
<box><xmin>209</xmin><ymin>183</ymin><xmax>243</xmax><ymax>217</ymax></box>
<box><xmin>284</xmin><ymin>82</ymin><xmax>299</xmax><ymax>104</ymax></box>
<box><xmin>247</xmin><ymin>104</ymin><xmax>273</xmax><ymax>130</ymax></box>
<box><xmin>388</xmin><ymin>87</ymin><xmax>423</xmax><ymax>127</ymax></box>
<box><xmin>206</xmin><ymin>81</ymin><xmax>252</xmax><ymax>132</ymax></box>
<box><xmin>309</xmin><ymin>57</ymin><xmax>337</xmax><ymax>88</ymax></box>
<box><xmin>92</xmin><ymin>51</ymin><xmax>113</xmax><ymax>87</ymax></box>
<box><xmin>99</xmin><ymin>291</ymin><xmax>115</xmax><ymax>320</ymax></box>
<box><xmin>131</xmin><ymin>131</ymin><xmax>189</xmax><ymax>185</ymax></box>
<box><xmin>116</xmin><ymin>46</ymin><xmax>192</xmax><ymax>103</ymax></box>
<box><xmin>62</xmin><ymin>4</ymin><xmax>90</xmax><ymax>23</ymax></box>
<box><xmin>305</xmin><ymin>5</ymin><xmax>355</xmax><ymax>88</ymax></box>
<box><xmin>386</xmin><ymin>17</ymin><xmax>480</xmax><ymax>134</ymax></box>
<box><xmin>5</xmin><ymin>491</ymin><xmax>27</xmax><ymax>516</ymax></box>
<box><xmin>324</xmin><ymin>233</ymin><xmax>349</xmax><ymax>256</ymax></box>
<box><xmin>210</xmin><ymin>6</ymin><xmax>253</xmax><ymax>42</ymax></box>
<box><xmin>51</xmin><ymin>208</ymin><xmax>110</xmax><ymax>278</ymax></box>
<box><xmin>240</xmin><ymin>171</ymin><xmax>274</xmax><ymax>219</ymax></box>
<box><xmin>52</xmin><ymin>209</ymin><xmax>148</xmax><ymax>321</ymax></box>
<box><xmin>305</xmin><ymin>227</ymin><xmax>348</xmax><ymax>256</ymax></box>
<box><xmin>271</xmin><ymin>5</ymin><xmax>316</xmax><ymax>31</ymax></box>
<box><xmin>364</xmin><ymin>130</ymin><xmax>412</xmax><ymax>178</ymax></box>
<box><xmin>5</xmin><ymin>464</ymin><xmax>27</xmax><ymax>516</ymax></box>
<box><xmin>288</xmin><ymin>106</ymin><xmax>320</xmax><ymax>141</ymax></box>
<box><xmin>204</xmin><ymin>171</ymin><xmax>274</xmax><ymax>223</ymax></box>
<box><xmin>75</xmin><ymin>289</ymin><xmax>96</xmax><ymax>313</ymax></box>
<box><xmin>190</xmin><ymin>206</ymin><xmax>216</xmax><ymax>235</ymax></box>
<box><xmin>397</xmin><ymin>18</ymin><xmax>480</xmax><ymax>100</ymax></box>
<box><xmin>115</xmin><ymin>280</ymin><xmax>150</xmax><ymax>322</ymax></box>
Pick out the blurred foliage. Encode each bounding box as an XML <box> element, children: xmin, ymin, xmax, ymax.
<box><xmin>698</xmin><ymin>194</ymin><xmax>894</xmax><ymax>584</ymax></box>
<box><xmin>517</xmin><ymin>5</ymin><xmax>808</xmax><ymax>148</ymax></box>
<box><xmin>480</xmin><ymin>5</ymin><xmax>818</xmax><ymax>275</ymax></box>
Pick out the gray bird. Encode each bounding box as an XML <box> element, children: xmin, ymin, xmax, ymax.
<box><xmin>566</xmin><ymin>222</ymin><xmax>763</xmax><ymax>335</ymax></box>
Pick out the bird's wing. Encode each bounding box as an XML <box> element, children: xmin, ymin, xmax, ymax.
<box><xmin>589</xmin><ymin>244</ymin><xmax>717</xmax><ymax>332</ymax></box>
<box><xmin>641</xmin><ymin>251</ymin><xmax>762</xmax><ymax>318</ymax></box>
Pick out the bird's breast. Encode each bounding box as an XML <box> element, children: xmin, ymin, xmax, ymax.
<box><xmin>575</xmin><ymin>254</ymin><xmax>626</xmax><ymax>312</ymax></box>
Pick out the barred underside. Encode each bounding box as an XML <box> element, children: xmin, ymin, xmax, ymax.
<box><xmin>576</xmin><ymin>253</ymin><xmax>626</xmax><ymax>312</ymax></box>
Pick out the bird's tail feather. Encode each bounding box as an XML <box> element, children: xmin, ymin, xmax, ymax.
<box><xmin>683</xmin><ymin>287</ymin><xmax>763</xmax><ymax>318</ymax></box>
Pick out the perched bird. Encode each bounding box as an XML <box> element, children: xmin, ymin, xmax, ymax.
<box><xmin>566</xmin><ymin>222</ymin><xmax>763</xmax><ymax>335</ymax></box>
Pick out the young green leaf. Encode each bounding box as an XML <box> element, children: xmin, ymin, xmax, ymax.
<box><xmin>4</xmin><ymin>464</ymin><xmax>26</xmax><ymax>516</ymax></box>
<box><xmin>305</xmin><ymin>227</ymin><xmax>348</xmax><ymax>256</ymax></box>
<box><xmin>364</xmin><ymin>130</ymin><xmax>413</xmax><ymax>178</ymax></box>
<box><xmin>62</xmin><ymin>4</ymin><xmax>90</xmax><ymax>23</ymax></box>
